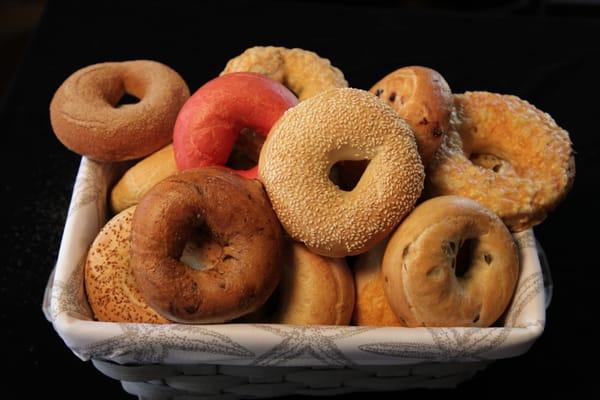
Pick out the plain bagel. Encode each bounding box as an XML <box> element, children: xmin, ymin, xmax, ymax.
<box><xmin>271</xmin><ymin>242</ymin><xmax>355</xmax><ymax>325</ymax></box>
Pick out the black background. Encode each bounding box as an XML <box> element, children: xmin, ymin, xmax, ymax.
<box><xmin>1</xmin><ymin>0</ymin><xmax>598</xmax><ymax>398</ymax></box>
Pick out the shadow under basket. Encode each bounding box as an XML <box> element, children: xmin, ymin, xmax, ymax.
<box><xmin>43</xmin><ymin>157</ymin><xmax>551</xmax><ymax>399</ymax></box>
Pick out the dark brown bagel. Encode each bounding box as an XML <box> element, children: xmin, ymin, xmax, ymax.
<box><xmin>130</xmin><ymin>167</ymin><xmax>283</xmax><ymax>323</ymax></box>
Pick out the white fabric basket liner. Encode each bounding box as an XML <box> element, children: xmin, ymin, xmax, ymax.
<box><xmin>44</xmin><ymin>158</ymin><xmax>547</xmax><ymax>367</ymax></box>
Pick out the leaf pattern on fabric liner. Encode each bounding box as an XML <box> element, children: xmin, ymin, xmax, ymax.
<box><xmin>51</xmin><ymin>253</ymin><xmax>93</xmax><ymax>321</ymax></box>
<box><xmin>359</xmin><ymin>327</ymin><xmax>512</xmax><ymax>362</ymax></box>
<box><xmin>68</xmin><ymin>159</ymin><xmax>105</xmax><ymax>217</ymax></box>
<box><xmin>504</xmin><ymin>272</ymin><xmax>544</xmax><ymax>328</ymax></box>
<box><xmin>252</xmin><ymin>325</ymin><xmax>373</xmax><ymax>367</ymax></box>
<box><xmin>72</xmin><ymin>324</ymin><xmax>255</xmax><ymax>363</ymax></box>
<box><xmin>514</xmin><ymin>230</ymin><xmax>536</xmax><ymax>250</ymax></box>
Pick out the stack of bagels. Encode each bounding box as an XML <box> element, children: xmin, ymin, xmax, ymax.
<box><xmin>50</xmin><ymin>46</ymin><xmax>575</xmax><ymax>328</ymax></box>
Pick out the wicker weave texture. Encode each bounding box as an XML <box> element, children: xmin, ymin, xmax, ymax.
<box><xmin>92</xmin><ymin>359</ymin><xmax>489</xmax><ymax>399</ymax></box>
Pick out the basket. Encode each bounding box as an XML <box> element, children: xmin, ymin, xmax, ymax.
<box><xmin>43</xmin><ymin>157</ymin><xmax>550</xmax><ymax>399</ymax></box>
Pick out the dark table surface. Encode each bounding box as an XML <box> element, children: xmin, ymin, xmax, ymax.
<box><xmin>2</xmin><ymin>1</ymin><xmax>599</xmax><ymax>398</ymax></box>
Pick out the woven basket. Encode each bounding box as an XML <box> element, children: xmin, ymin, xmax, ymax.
<box><xmin>44</xmin><ymin>158</ymin><xmax>550</xmax><ymax>399</ymax></box>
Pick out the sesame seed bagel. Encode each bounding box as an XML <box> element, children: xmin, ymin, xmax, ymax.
<box><xmin>259</xmin><ymin>88</ymin><xmax>424</xmax><ymax>257</ymax></box>
<box><xmin>221</xmin><ymin>46</ymin><xmax>348</xmax><ymax>100</ymax></box>
<box><xmin>84</xmin><ymin>207</ymin><xmax>170</xmax><ymax>324</ymax></box>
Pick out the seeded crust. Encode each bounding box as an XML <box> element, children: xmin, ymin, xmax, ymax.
<box><xmin>426</xmin><ymin>92</ymin><xmax>576</xmax><ymax>232</ymax></box>
<box><xmin>84</xmin><ymin>207</ymin><xmax>169</xmax><ymax>324</ymax></box>
<box><xmin>259</xmin><ymin>88</ymin><xmax>425</xmax><ymax>257</ymax></box>
<box><xmin>50</xmin><ymin>60</ymin><xmax>189</xmax><ymax>162</ymax></box>
<box><xmin>221</xmin><ymin>46</ymin><xmax>348</xmax><ymax>100</ymax></box>
<box><xmin>352</xmin><ymin>239</ymin><xmax>405</xmax><ymax>327</ymax></box>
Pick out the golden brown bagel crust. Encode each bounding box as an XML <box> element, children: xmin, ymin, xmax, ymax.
<box><xmin>50</xmin><ymin>60</ymin><xmax>190</xmax><ymax>161</ymax></box>
<box><xmin>110</xmin><ymin>144</ymin><xmax>178</xmax><ymax>213</ymax></box>
<box><xmin>84</xmin><ymin>207</ymin><xmax>169</xmax><ymax>324</ymax></box>
<box><xmin>259</xmin><ymin>88</ymin><xmax>424</xmax><ymax>257</ymax></box>
<box><xmin>130</xmin><ymin>167</ymin><xmax>283</xmax><ymax>323</ymax></box>
<box><xmin>427</xmin><ymin>92</ymin><xmax>575</xmax><ymax>231</ymax></box>
<box><xmin>272</xmin><ymin>242</ymin><xmax>355</xmax><ymax>325</ymax></box>
<box><xmin>221</xmin><ymin>46</ymin><xmax>347</xmax><ymax>100</ymax></box>
<box><xmin>382</xmin><ymin>196</ymin><xmax>519</xmax><ymax>328</ymax></box>
<box><xmin>352</xmin><ymin>239</ymin><xmax>405</xmax><ymax>327</ymax></box>
<box><xmin>370</xmin><ymin>66</ymin><xmax>453</xmax><ymax>166</ymax></box>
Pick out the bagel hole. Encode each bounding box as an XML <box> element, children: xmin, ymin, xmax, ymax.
<box><xmin>453</xmin><ymin>238</ymin><xmax>478</xmax><ymax>279</ymax></box>
<box><xmin>329</xmin><ymin>159</ymin><xmax>370</xmax><ymax>191</ymax></box>
<box><xmin>226</xmin><ymin>128</ymin><xmax>265</xmax><ymax>170</ymax></box>
<box><xmin>470</xmin><ymin>153</ymin><xmax>506</xmax><ymax>174</ymax></box>
<box><xmin>180</xmin><ymin>230</ymin><xmax>225</xmax><ymax>271</ymax></box>
<box><xmin>115</xmin><ymin>92</ymin><xmax>140</xmax><ymax>107</ymax></box>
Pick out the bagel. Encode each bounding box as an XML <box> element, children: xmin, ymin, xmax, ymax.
<box><xmin>173</xmin><ymin>72</ymin><xmax>298</xmax><ymax>179</ymax></box>
<box><xmin>110</xmin><ymin>144</ymin><xmax>177</xmax><ymax>213</ymax></box>
<box><xmin>130</xmin><ymin>167</ymin><xmax>283</xmax><ymax>323</ymax></box>
<box><xmin>271</xmin><ymin>242</ymin><xmax>354</xmax><ymax>325</ymax></box>
<box><xmin>84</xmin><ymin>207</ymin><xmax>169</xmax><ymax>324</ymax></box>
<box><xmin>259</xmin><ymin>88</ymin><xmax>424</xmax><ymax>257</ymax></box>
<box><xmin>50</xmin><ymin>60</ymin><xmax>189</xmax><ymax>161</ymax></box>
<box><xmin>352</xmin><ymin>239</ymin><xmax>405</xmax><ymax>327</ymax></box>
<box><xmin>382</xmin><ymin>196</ymin><xmax>519</xmax><ymax>328</ymax></box>
<box><xmin>370</xmin><ymin>66</ymin><xmax>453</xmax><ymax>166</ymax></box>
<box><xmin>427</xmin><ymin>92</ymin><xmax>575</xmax><ymax>231</ymax></box>
<box><xmin>221</xmin><ymin>46</ymin><xmax>347</xmax><ymax>100</ymax></box>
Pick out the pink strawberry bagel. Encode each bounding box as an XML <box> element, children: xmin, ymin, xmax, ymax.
<box><xmin>173</xmin><ymin>72</ymin><xmax>298</xmax><ymax>178</ymax></box>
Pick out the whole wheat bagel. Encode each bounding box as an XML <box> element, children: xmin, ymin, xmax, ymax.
<box><xmin>50</xmin><ymin>60</ymin><xmax>189</xmax><ymax>161</ymax></box>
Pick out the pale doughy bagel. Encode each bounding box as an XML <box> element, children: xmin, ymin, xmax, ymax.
<box><xmin>110</xmin><ymin>144</ymin><xmax>177</xmax><ymax>213</ymax></box>
<box><xmin>370</xmin><ymin>66</ymin><xmax>453</xmax><ymax>166</ymax></box>
<box><xmin>50</xmin><ymin>60</ymin><xmax>189</xmax><ymax>161</ymax></box>
<box><xmin>259</xmin><ymin>88</ymin><xmax>424</xmax><ymax>257</ymax></box>
<box><xmin>427</xmin><ymin>92</ymin><xmax>575</xmax><ymax>231</ymax></box>
<box><xmin>221</xmin><ymin>46</ymin><xmax>347</xmax><ymax>100</ymax></box>
<box><xmin>382</xmin><ymin>196</ymin><xmax>519</xmax><ymax>328</ymax></box>
<box><xmin>352</xmin><ymin>239</ymin><xmax>405</xmax><ymax>327</ymax></box>
<box><xmin>272</xmin><ymin>242</ymin><xmax>355</xmax><ymax>325</ymax></box>
<box><xmin>84</xmin><ymin>207</ymin><xmax>169</xmax><ymax>324</ymax></box>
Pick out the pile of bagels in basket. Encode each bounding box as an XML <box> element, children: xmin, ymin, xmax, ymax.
<box><xmin>50</xmin><ymin>46</ymin><xmax>575</xmax><ymax>328</ymax></box>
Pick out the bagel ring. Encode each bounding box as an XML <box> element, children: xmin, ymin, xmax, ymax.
<box><xmin>131</xmin><ymin>167</ymin><xmax>283</xmax><ymax>323</ymax></box>
<box><xmin>271</xmin><ymin>242</ymin><xmax>355</xmax><ymax>325</ymax></box>
<box><xmin>427</xmin><ymin>91</ymin><xmax>575</xmax><ymax>231</ymax></box>
<box><xmin>110</xmin><ymin>144</ymin><xmax>178</xmax><ymax>213</ymax></box>
<box><xmin>85</xmin><ymin>207</ymin><xmax>169</xmax><ymax>324</ymax></box>
<box><xmin>259</xmin><ymin>88</ymin><xmax>424</xmax><ymax>257</ymax></box>
<box><xmin>221</xmin><ymin>46</ymin><xmax>348</xmax><ymax>100</ymax></box>
<box><xmin>370</xmin><ymin>66</ymin><xmax>453</xmax><ymax>166</ymax></box>
<box><xmin>50</xmin><ymin>60</ymin><xmax>190</xmax><ymax>161</ymax></box>
<box><xmin>382</xmin><ymin>196</ymin><xmax>519</xmax><ymax>328</ymax></box>
<box><xmin>352</xmin><ymin>239</ymin><xmax>404</xmax><ymax>327</ymax></box>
